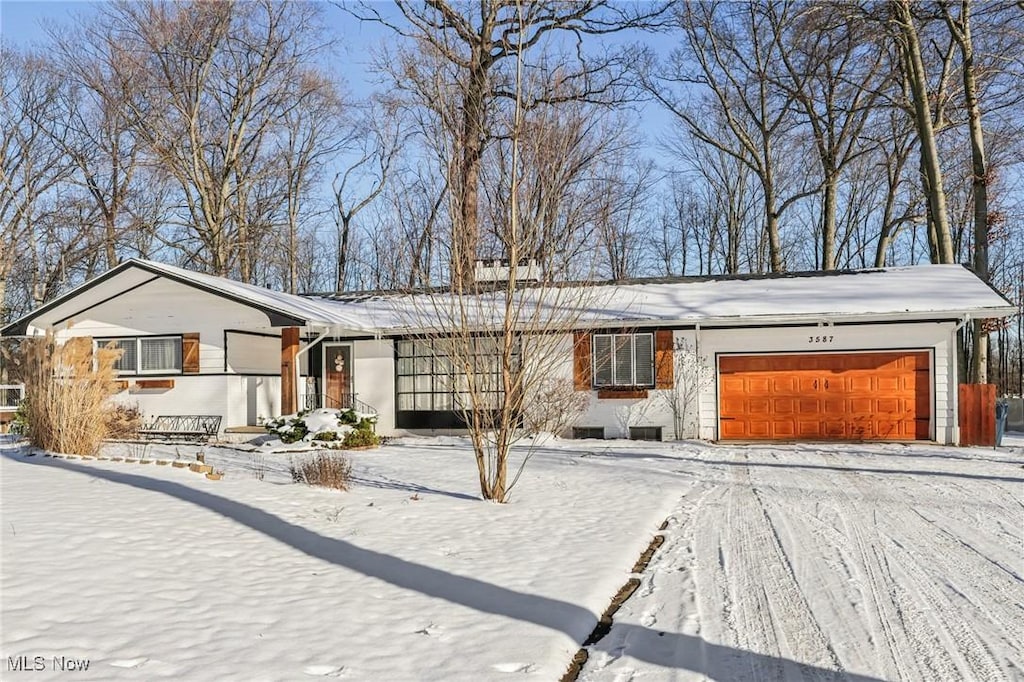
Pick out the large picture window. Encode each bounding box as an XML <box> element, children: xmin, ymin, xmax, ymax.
<box><xmin>96</xmin><ymin>336</ymin><xmax>182</xmax><ymax>374</ymax></box>
<box><xmin>396</xmin><ymin>337</ymin><xmax>519</xmax><ymax>413</ymax></box>
<box><xmin>593</xmin><ymin>333</ymin><xmax>654</xmax><ymax>387</ymax></box>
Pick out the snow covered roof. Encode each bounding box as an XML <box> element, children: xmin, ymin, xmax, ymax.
<box><xmin>324</xmin><ymin>264</ymin><xmax>1017</xmax><ymax>332</ymax></box>
<box><xmin>0</xmin><ymin>259</ymin><xmax>375</xmax><ymax>336</ymax></box>
<box><xmin>1</xmin><ymin>261</ymin><xmax>1014</xmax><ymax>338</ymax></box>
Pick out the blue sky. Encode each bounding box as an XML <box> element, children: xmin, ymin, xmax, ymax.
<box><xmin>0</xmin><ymin>1</ymin><xmax>680</xmax><ymax>159</ymax></box>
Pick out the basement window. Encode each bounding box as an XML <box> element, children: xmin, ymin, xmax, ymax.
<box><xmin>96</xmin><ymin>336</ymin><xmax>182</xmax><ymax>374</ymax></box>
<box><xmin>629</xmin><ymin>426</ymin><xmax>663</xmax><ymax>442</ymax></box>
<box><xmin>572</xmin><ymin>427</ymin><xmax>605</xmax><ymax>440</ymax></box>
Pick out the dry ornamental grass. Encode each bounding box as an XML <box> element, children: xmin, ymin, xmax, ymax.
<box><xmin>290</xmin><ymin>453</ymin><xmax>352</xmax><ymax>491</ymax></box>
<box><xmin>18</xmin><ymin>332</ymin><xmax>121</xmax><ymax>456</ymax></box>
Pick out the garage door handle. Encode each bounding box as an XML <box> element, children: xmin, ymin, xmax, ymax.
<box><xmin>824</xmin><ymin>379</ymin><xmax>829</xmax><ymax>389</ymax></box>
<box><xmin>814</xmin><ymin>379</ymin><xmax>818</xmax><ymax>389</ymax></box>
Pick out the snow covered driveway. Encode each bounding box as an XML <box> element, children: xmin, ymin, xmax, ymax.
<box><xmin>583</xmin><ymin>438</ymin><xmax>1024</xmax><ymax>682</ymax></box>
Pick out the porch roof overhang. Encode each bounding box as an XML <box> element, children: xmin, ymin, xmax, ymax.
<box><xmin>0</xmin><ymin>259</ymin><xmax>376</xmax><ymax>337</ymax></box>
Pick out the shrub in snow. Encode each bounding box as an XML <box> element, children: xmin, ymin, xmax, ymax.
<box><xmin>265</xmin><ymin>414</ymin><xmax>310</xmax><ymax>444</ymax></box>
<box><xmin>15</xmin><ymin>332</ymin><xmax>121</xmax><ymax>456</ymax></box>
<box><xmin>290</xmin><ymin>452</ymin><xmax>352</xmax><ymax>490</ymax></box>
<box><xmin>266</xmin><ymin>408</ymin><xmax>378</xmax><ymax>446</ymax></box>
<box><xmin>341</xmin><ymin>423</ymin><xmax>379</xmax><ymax>449</ymax></box>
<box><xmin>106</xmin><ymin>405</ymin><xmax>142</xmax><ymax>439</ymax></box>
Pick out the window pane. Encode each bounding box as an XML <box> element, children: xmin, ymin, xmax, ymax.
<box><xmin>397</xmin><ymin>358</ymin><xmax>414</xmax><ymax>375</ymax></box>
<box><xmin>140</xmin><ymin>337</ymin><xmax>180</xmax><ymax>372</ymax></box>
<box><xmin>414</xmin><ymin>393</ymin><xmax>431</xmax><ymax>410</ymax></box>
<box><xmin>614</xmin><ymin>335</ymin><xmax>633</xmax><ymax>385</ymax></box>
<box><xmin>414</xmin><ymin>356</ymin><xmax>432</xmax><ymax>374</ymax></box>
<box><xmin>397</xmin><ymin>376</ymin><xmax>414</xmax><ymax>393</ymax></box>
<box><xmin>593</xmin><ymin>335</ymin><xmax>612</xmax><ymax>386</ymax></box>
<box><xmin>634</xmin><ymin>334</ymin><xmax>654</xmax><ymax>386</ymax></box>
<box><xmin>99</xmin><ymin>339</ymin><xmax>136</xmax><ymax>373</ymax></box>
<box><xmin>397</xmin><ymin>340</ymin><xmax>413</xmax><ymax>357</ymax></box>
<box><xmin>398</xmin><ymin>394</ymin><xmax>414</xmax><ymax>410</ymax></box>
<box><xmin>414</xmin><ymin>340</ymin><xmax>433</xmax><ymax>357</ymax></box>
<box><xmin>414</xmin><ymin>375</ymin><xmax>431</xmax><ymax>393</ymax></box>
<box><xmin>433</xmin><ymin>392</ymin><xmax>452</xmax><ymax>410</ymax></box>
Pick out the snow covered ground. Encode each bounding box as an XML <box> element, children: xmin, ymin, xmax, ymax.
<box><xmin>2</xmin><ymin>434</ymin><xmax>1022</xmax><ymax>681</ymax></box>
<box><xmin>0</xmin><ymin>435</ymin><xmax>683</xmax><ymax>681</ymax></box>
<box><xmin>581</xmin><ymin>434</ymin><xmax>1024</xmax><ymax>682</ymax></box>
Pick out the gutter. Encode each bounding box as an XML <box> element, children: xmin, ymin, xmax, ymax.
<box><xmin>950</xmin><ymin>314</ymin><xmax>971</xmax><ymax>446</ymax></box>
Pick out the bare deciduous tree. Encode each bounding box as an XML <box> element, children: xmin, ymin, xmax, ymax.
<box><xmin>354</xmin><ymin>0</ymin><xmax>668</xmax><ymax>287</ymax></box>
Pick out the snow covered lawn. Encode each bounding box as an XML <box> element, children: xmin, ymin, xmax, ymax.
<box><xmin>3</xmin><ymin>435</ymin><xmax>1022</xmax><ymax>681</ymax></box>
<box><xmin>581</xmin><ymin>435</ymin><xmax>1024</xmax><ymax>682</ymax></box>
<box><xmin>0</xmin><ymin>436</ymin><xmax>683</xmax><ymax>680</ymax></box>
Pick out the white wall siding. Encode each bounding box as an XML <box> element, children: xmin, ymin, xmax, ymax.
<box><xmin>226</xmin><ymin>332</ymin><xmax>280</xmax><ymax>374</ymax></box>
<box><xmin>695</xmin><ymin>322</ymin><xmax>955</xmax><ymax>443</ymax></box>
<box><xmin>109</xmin><ymin>375</ymin><xmax>230</xmax><ymax>426</ymax></box>
<box><xmin>54</xmin><ymin>277</ymin><xmax>277</xmax><ymax>374</ymax></box>
<box><xmin>353</xmin><ymin>339</ymin><xmax>396</xmax><ymax>434</ymax></box>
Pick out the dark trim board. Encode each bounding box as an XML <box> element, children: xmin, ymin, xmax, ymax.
<box><xmin>53</xmin><ymin>276</ymin><xmax>162</xmax><ymax>328</ymax></box>
<box><xmin>226</xmin><ymin>328</ymin><xmax>281</xmax><ymax>339</ymax></box>
<box><xmin>396</xmin><ymin>410</ymin><xmax>506</xmax><ymax>430</ymax></box>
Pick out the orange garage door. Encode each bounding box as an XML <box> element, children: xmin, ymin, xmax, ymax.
<box><xmin>718</xmin><ymin>351</ymin><xmax>931</xmax><ymax>441</ymax></box>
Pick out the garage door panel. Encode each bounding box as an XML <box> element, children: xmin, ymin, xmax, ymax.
<box><xmin>848</xmin><ymin>375</ymin><xmax>873</xmax><ymax>392</ymax></box>
<box><xmin>772</xmin><ymin>397</ymin><xmax>796</xmax><ymax>414</ymax></box>
<box><xmin>719</xmin><ymin>351</ymin><xmax>930</xmax><ymax>442</ymax></box>
<box><xmin>798</xmin><ymin>420</ymin><xmax>823</xmax><ymax>437</ymax></box>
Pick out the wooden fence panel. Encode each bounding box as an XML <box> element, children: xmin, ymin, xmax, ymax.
<box><xmin>959</xmin><ymin>383</ymin><xmax>996</xmax><ymax>446</ymax></box>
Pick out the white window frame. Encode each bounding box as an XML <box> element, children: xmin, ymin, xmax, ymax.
<box><xmin>592</xmin><ymin>332</ymin><xmax>654</xmax><ymax>388</ymax></box>
<box><xmin>95</xmin><ymin>336</ymin><xmax>182</xmax><ymax>375</ymax></box>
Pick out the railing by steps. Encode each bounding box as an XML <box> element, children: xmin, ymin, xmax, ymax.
<box><xmin>301</xmin><ymin>392</ymin><xmax>377</xmax><ymax>416</ymax></box>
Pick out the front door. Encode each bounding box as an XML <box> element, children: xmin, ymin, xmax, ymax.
<box><xmin>323</xmin><ymin>344</ymin><xmax>353</xmax><ymax>410</ymax></box>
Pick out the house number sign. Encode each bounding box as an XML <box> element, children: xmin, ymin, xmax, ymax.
<box><xmin>808</xmin><ymin>335</ymin><xmax>835</xmax><ymax>344</ymax></box>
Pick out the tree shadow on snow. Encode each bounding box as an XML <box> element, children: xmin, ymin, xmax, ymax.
<box><xmin>348</xmin><ymin>472</ymin><xmax>478</xmax><ymax>501</ymax></box>
<box><xmin>4</xmin><ymin>451</ymin><xmax>884</xmax><ymax>682</ymax></box>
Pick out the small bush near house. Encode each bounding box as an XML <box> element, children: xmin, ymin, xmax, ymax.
<box><xmin>105</xmin><ymin>405</ymin><xmax>142</xmax><ymax>439</ymax></box>
<box><xmin>17</xmin><ymin>333</ymin><xmax>121</xmax><ymax>456</ymax></box>
<box><xmin>342</xmin><ymin>426</ymin><xmax>379</xmax><ymax>449</ymax></box>
<box><xmin>313</xmin><ymin>430</ymin><xmax>338</xmax><ymax>441</ymax></box>
<box><xmin>290</xmin><ymin>453</ymin><xmax>352</xmax><ymax>490</ymax></box>
<box><xmin>339</xmin><ymin>409</ymin><xmax>359</xmax><ymax>425</ymax></box>
<box><xmin>265</xmin><ymin>415</ymin><xmax>310</xmax><ymax>443</ymax></box>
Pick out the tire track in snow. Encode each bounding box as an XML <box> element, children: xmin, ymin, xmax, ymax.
<box><xmin>817</xmin><ymin>449</ymin><xmax>1021</xmax><ymax>681</ymax></box>
<box><xmin>723</xmin><ymin>451</ymin><xmax>844</xmax><ymax>679</ymax></box>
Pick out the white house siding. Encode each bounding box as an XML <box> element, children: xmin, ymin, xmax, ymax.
<box><xmin>226</xmin><ymin>332</ymin><xmax>280</xmax><ymax>374</ymax></box>
<box><xmin>554</xmin><ymin>322</ymin><xmax>955</xmax><ymax>444</ymax></box>
<box><xmin>109</xmin><ymin>375</ymin><xmax>231</xmax><ymax>427</ymax></box>
<box><xmin>352</xmin><ymin>339</ymin><xmax>396</xmax><ymax>434</ymax></box>
<box><xmin>226</xmin><ymin>375</ymin><xmax>281</xmax><ymax>427</ymax></box>
<box><xmin>695</xmin><ymin>321</ymin><xmax>955</xmax><ymax>443</ymax></box>
<box><xmin>49</xmin><ymin>277</ymin><xmax>294</xmax><ymax>431</ymax></box>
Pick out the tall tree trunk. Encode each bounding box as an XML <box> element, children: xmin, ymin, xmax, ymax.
<box><xmin>822</xmin><ymin>176</ymin><xmax>838</xmax><ymax>269</ymax></box>
<box><xmin>893</xmin><ymin>0</ymin><xmax>955</xmax><ymax>264</ymax></box>
<box><xmin>945</xmin><ymin>0</ymin><xmax>990</xmax><ymax>383</ymax></box>
<box><xmin>453</xmin><ymin>53</ymin><xmax>488</xmax><ymax>289</ymax></box>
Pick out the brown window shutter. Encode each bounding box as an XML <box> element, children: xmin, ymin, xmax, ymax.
<box><xmin>655</xmin><ymin>330</ymin><xmax>673</xmax><ymax>389</ymax></box>
<box><xmin>182</xmin><ymin>333</ymin><xmax>200</xmax><ymax>374</ymax></box>
<box><xmin>573</xmin><ymin>331</ymin><xmax>592</xmax><ymax>391</ymax></box>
